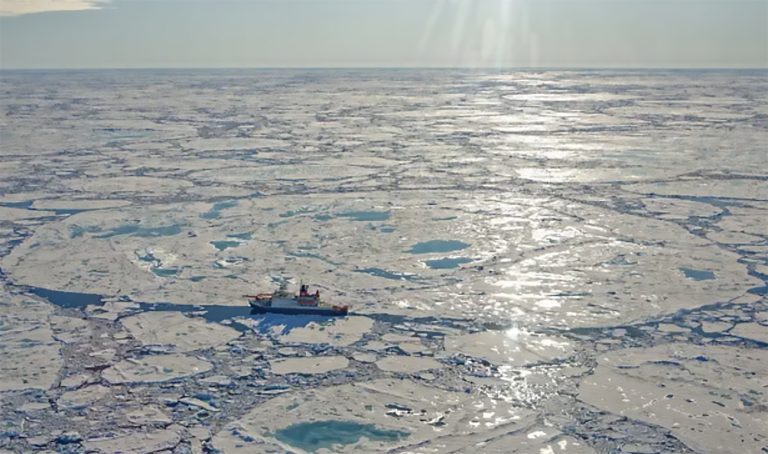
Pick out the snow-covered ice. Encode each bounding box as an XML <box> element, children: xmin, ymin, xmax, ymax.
<box><xmin>0</xmin><ymin>69</ymin><xmax>766</xmax><ymax>453</ymax></box>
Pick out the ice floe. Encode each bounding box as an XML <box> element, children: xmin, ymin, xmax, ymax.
<box><xmin>121</xmin><ymin>311</ymin><xmax>240</xmax><ymax>352</ymax></box>
<box><xmin>375</xmin><ymin>356</ymin><xmax>442</xmax><ymax>373</ymax></box>
<box><xmin>102</xmin><ymin>354</ymin><xmax>212</xmax><ymax>384</ymax></box>
<box><xmin>0</xmin><ymin>294</ymin><xmax>62</xmax><ymax>391</ymax></box>
<box><xmin>269</xmin><ymin>356</ymin><xmax>349</xmax><ymax>375</ymax></box>
<box><xmin>212</xmin><ymin>378</ymin><xmax>533</xmax><ymax>452</ymax></box>
<box><xmin>578</xmin><ymin>343</ymin><xmax>768</xmax><ymax>453</ymax></box>
<box><xmin>443</xmin><ymin>328</ymin><xmax>573</xmax><ymax>367</ymax></box>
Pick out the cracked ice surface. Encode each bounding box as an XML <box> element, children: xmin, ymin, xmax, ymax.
<box><xmin>277</xmin><ymin>315</ymin><xmax>374</xmax><ymax>346</ymax></box>
<box><xmin>578</xmin><ymin>344</ymin><xmax>768</xmax><ymax>453</ymax></box>
<box><xmin>0</xmin><ymin>69</ymin><xmax>766</xmax><ymax>453</ymax></box>
<box><xmin>84</xmin><ymin>426</ymin><xmax>183</xmax><ymax>454</ymax></box>
<box><xmin>3</xmin><ymin>192</ymin><xmax>759</xmax><ymax>328</ymax></box>
<box><xmin>102</xmin><ymin>354</ymin><xmax>213</xmax><ymax>384</ymax></box>
<box><xmin>443</xmin><ymin>328</ymin><xmax>573</xmax><ymax>367</ymax></box>
<box><xmin>0</xmin><ymin>293</ymin><xmax>62</xmax><ymax>392</ymax></box>
<box><xmin>269</xmin><ymin>356</ymin><xmax>350</xmax><ymax>375</ymax></box>
<box><xmin>121</xmin><ymin>312</ymin><xmax>241</xmax><ymax>352</ymax></box>
<box><xmin>212</xmin><ymin>379</ymin><xmax>536</xmax><ymax>452</ymax></box>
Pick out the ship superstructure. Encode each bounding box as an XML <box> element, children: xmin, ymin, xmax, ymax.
<box><xmin>245</xmin><ymin>283</ymin><xmax>349</xmax><ymax>316</ymax></box>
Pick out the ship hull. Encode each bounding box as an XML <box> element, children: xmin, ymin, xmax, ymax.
<box><xmin>248</xmin><ymin>301</ymin><xmax>348</xmax><ymax>316</ymax></box>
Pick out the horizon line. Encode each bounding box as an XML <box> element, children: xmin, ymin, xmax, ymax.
<box><xmin>2</xmin><ymin>65</ymin><xmax>767</xmax><ymax>72</ymax></box>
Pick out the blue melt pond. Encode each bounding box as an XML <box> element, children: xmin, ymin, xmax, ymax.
<box><xmin>201</xmin><ymin>200</ymin><xmax>239</xmax><ymax>220</ymax></box>
<box><xmin>151</xmin><ymin>267</ymin><xmax>180</xmax><ymax>277</ymax></box>
<box><xmin>211</xmin><ymin>240</ymin><xmax>241</xmax><ymax>251</ymax></box>
<box><xmin>227</xmin><ymin>232</ymin><xmax>252</xmax><ymax>240</ymax></box>
<box><xmin>680</xmin><ymin>267</ymin><xmax>715</xmax><ymax>281</ymax></box>
<box><xmin>274</xmin><ymin>421</ymin><xmax>408</xmax><ymax>453</ymax></box>
<box><xmin>337</xmin><ymin>211</ymin><xmax>391</xmax><ymax>222</ymax></box>
<box><xmin>95</xmin><ymin>224</ymin><xmax>183</xmax><ymax>239</ymax></box>
<box><xmin>425</xmin><ymin>257</ymin><xmax>474</xmax><ymax>269</ymax></box>
<box><xmin>70</xmin><ymin>225</ymin><xmax>101</xmax><ymax>238</ymax></box>
<box><xmin>356</xmin><ymin>267</ymin><xmax>420</xmax><ymax>282</ymax></box>
<box><xmin>28</xmin><ymin>287</ymin><xmax>102</xmax><ymax>309</ymax></box>
<box><xmin>280</xmin><ymin>208</ymin><xmax>314</xmax><ymax>218</ymax></box>
<box><xmin>1</xmin><ymin>200</ymin><xmax>34</xmax><ymax>209</ymax></box>
<box><xmin>137</xmin><ymin>252</ymin><xmax>155</xmax><ymax>263</ymax></box>
<box><xmin>97</xmin><ymin>128</ymin><xmax>152</xmax><ymax>140</ymax></box>
<box><xmin>409</xmin><ymin>240</ymin><xmax>470</xmax><ymax>254</ymax></box>
<box><xmin>2</xmin><ymin>200</ymin><xmax>87</xmax><ymax>216</ymax></box>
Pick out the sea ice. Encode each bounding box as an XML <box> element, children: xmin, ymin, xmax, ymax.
<box><xmin>578</xmin><ymin>343</ymin><xmax>768</xmax><ymax>453</ymax></box>
<box><xmin>121</xmin><ymin>311</ymin><xmax>240</xmax><ymax>352</ymax></box>
<box><xmin>1</xmin><ymin>69</ymin><xmax>766</xmax><ymax>453</ymax></box>
<box><xmin>375</xmin><ymin>356</ymin><xmax>442</xmax><ymax>373</ymax></box>
<box><xmin>84</xmin><ymin>426</ymin><xmax>182</xmax><ymax>454</ymax></box>
<box><xmin>443</xmin><ymin>329</ymin><xmax>573</xmax><ymax>367</ymax></box>
<box><xmin>212</xmin><ymin>378</ymin><xmax>532</xmax><ymax>452</ymax></box>
<box><xmin>269</xmin><ymin>356</ymin><xmax>349</xmax><ymax>375</ymax></box>
<box><xmin>102</xmin><ymin>354</ymin><xmax>213</xmax><ymax>384</ymax></box>
<box><xmin>277</xmin><ymin>316</ymin><xmax>373</xmax><ymax>347</ymax></box>
<box><xmin>0</xmin><ymin>294</ymin><xmax>62</xmax><ymax>391</ymax></box>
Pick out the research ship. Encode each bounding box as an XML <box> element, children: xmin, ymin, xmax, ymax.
<box><xmin>245</xmin><ymin>283</ymin><xmax>349</xmax><ymax>316</ymax></box>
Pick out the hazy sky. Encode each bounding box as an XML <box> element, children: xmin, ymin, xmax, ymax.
<box><xmin>1</xmin><ymin>0</ymin><xmax>766</xmax><ymax>69</ymax></box>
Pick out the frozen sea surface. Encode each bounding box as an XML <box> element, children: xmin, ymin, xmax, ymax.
<box><xmin>0</xmin><ymin>69</ymin><xmax>766</xmax><ymax>453</ymax></box>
